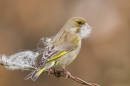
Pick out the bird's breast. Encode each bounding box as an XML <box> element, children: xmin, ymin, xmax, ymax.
<box><xmin>54</xmin><ymin>43</ymin><xmax>81</xmax><ymax>68</ymax></box>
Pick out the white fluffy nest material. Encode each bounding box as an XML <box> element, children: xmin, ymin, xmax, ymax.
<box><xmin>0</xmin><ymin>37</ymin><xmax>52</xmax><ymax>71</ymax></box>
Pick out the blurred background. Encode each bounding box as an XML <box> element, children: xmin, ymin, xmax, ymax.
<box><xmin>0</xmin><ymin>0</ymin><xmax>130</xmax><ymax>86</ymax></box>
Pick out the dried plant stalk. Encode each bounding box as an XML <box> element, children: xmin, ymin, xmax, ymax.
<box><xmin>0</xmin><ymin>37</ymin><xmax>100</xmax><ymax>86</ymax></box>
<box><xmin>46</xmin><ymin>69</ymin><xmax>100</xmax><ymax>86</ymax></box>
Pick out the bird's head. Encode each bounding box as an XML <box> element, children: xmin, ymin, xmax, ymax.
<box><xmin>65</xmin><ymin>17</ymin><xmax>91</xmax><ymax>39</ymax></box>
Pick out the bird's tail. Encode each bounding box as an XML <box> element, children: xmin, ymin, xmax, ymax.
<box><xmin>24</xmin><ymin>68</ymin><xmax>46</xmax><ymax>81</ymax></box>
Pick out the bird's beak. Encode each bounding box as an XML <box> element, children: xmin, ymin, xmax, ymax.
<box><xmin>85</xmin><ymin>23</ymin><xmax>91</xmax><ymax>30</ymax></box>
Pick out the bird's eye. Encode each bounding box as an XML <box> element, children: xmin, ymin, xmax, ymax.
<box><xmin>78</xmin><ymin>21</ymin><xmax>82</xmax><ymax>24</ymax></box>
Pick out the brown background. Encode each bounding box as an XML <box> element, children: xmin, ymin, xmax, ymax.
<box><xmin>0</xmin><ymin>0</ymin><xmax>130</xmax><ymax>86</ymax></box>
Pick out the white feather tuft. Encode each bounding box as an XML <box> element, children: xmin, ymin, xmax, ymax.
<box><xmin>0</xmin><ymin>51</ymin><xmax>39</xmax><ymax>71</ymax></box>
<box><xmin>81</xmin><ymin>23</ymin><xmax>92</xmax><ymax>39</ymax></box>
<box><xmin>37</xmin><ymin>37</ymin><xmax>53</xmax><ymax>54</ymax></box>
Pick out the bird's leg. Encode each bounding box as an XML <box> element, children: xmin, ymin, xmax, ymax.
<box><xmin>47</xmin><ymin>68</ymin><xmax>52</xmax><ymax>76</ymax></box>
<box><xmin>63</xmin><ymin>68</ymin><xmax>72</xmax><ymax>79</ymax></box>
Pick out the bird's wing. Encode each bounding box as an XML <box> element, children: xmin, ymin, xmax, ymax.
<box><xmin>36</xmin><ymin>30</ymin><xmax>80</xmax><ymax>68</ymax></box>
<box><xmin>47</xmin><ymin>43</ymin><xmax>77</xmax><ymax>62</ymax></box>
<box><xmin>36</xmin><ymin>45</ymin><xmax>66</xmax><ymax>68</ymax></box>
<box><xmin>36</xmin><ymin>42</ymin><xmax>79</xmax><ymax>69</ymax></box>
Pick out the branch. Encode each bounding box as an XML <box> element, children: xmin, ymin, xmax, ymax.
<box><xmin>45</xmin><ymin>69</ymin><xmax>100</xmax><ymax>86</ymax></box>
<box><xmin>0</xmin><ymin>50</ymin><xmax>100</xmax><ymax>86</ymax></box>
<box><xmin>0</xmin><ymin>37</ymin><xmax>100</xmax><ymax>86</ymax></box>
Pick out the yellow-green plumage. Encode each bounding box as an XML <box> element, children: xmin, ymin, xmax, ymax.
<box><xmin>38</xmin><ymin>68</ymin><xmax>45</xmax><ymax>76</ymax></box>
<box><xmin>48</xmin><ymin>51</ymin><xmax>67</xmax><ymax>62</ymax></box>
<box><xmin>24</xmin><ymin>17</ymin><xmax>87</xmax><ymax>81</ymax></box>
<box><xmin>30</xmin><ymin>51</ymin><xmax>68</xmax><ymax>81</ymax></box>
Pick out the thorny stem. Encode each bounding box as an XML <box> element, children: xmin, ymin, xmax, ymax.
<box><xmin>45</xmin><ymin>69</ymin><xmax>100</xmax><ymax>86</ymax></box>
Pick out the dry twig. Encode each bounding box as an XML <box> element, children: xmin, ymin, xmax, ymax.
<box><xmin>45</xmin><ymin>69</ymin><xmax>100</xmax><ymax>86</ymax></box>
<box><xmin>0</xmin><ymin>37</ymin><xmax>100</xmax><ymax>86</ymax></box>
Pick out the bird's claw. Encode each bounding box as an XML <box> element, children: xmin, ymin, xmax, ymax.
<box><xmin>47</xmin><ymin>68</ymin><xmax>53</xmax><ymax>76</ymax></box>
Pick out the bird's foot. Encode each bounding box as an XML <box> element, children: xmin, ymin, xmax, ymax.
<box><xmin>47</xmin><ymin>68</ymin><xmax>53</xmax><ymax>76</ymax></box>
<box><xmin>63</xmin><ymin>69</ymin><xmax>72</xmax><ymax>79</ymax></box>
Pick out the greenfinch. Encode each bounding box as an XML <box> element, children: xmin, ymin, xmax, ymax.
<box><xmin>24</xmin><ymin>17</ymin><xmax>91</xmax><ymax>81</ymax></box>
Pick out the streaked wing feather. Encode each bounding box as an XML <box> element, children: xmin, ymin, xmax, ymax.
<box><xmin>37</xmin><ymin>30</ymin><xmax>80</xmax><ymax>68</ymax></box>
<box><xmin>36</xmin><ymin>45</ymin><xmax>59</xmax><ymax>68</ymax></box>
<box><xmin>46</xmin><ymin>43</ymin><xmax>78</xmax><ymax>62</ymax></box>
<box><xmin>36</xmin><ymin>43</ymin><xmax>77</xmax><ymax>68</ymax></box>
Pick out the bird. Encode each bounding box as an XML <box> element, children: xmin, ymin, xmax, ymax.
<box><xmin>24</xmin><ymin>17</ymin><xmax>91</xmax><ymax>81</ymax></box>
